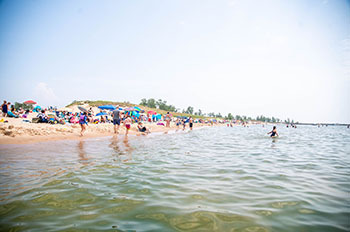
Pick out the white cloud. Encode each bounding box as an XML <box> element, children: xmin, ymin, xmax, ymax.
<box><xmin>34</xmin><ymin>82</ymin><xmax>59</xmax><ymax>107</ymax></box>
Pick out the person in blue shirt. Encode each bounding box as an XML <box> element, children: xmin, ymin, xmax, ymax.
<box><xmin>79</xmin><ymin>112</ymin><xmax>88</xmax><ymax>136</ymax></box>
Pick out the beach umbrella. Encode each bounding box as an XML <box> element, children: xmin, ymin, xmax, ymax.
<box><xmin>134</xmin><ymin>106</ymin><xmax>141</xmax><ymax>111</ymax></box>
<box><xmin>23</xmin><ymin>100</ymin><xmax>37</xmax><ymax>104</ymax></box>
<box><xmin>96</xmin><ymin>112</ymin><xmax>107</xmax><ymax>116</ymax></box>
<box><xmin>98</xmin><ymin>105</ymin><xmax>116</xmax><ymax>110</ymax></box>
<box><xmin>78</xmin><ymin>106</ymin><xmax>88</xmax><ymax>113</ymax></box>
<box><xmin>147</xmin><ymin>110</ymin><xmax>157</xmax><ymax>115</ymax></box>
<box><xmin>124</xmin><ymin>107</ymin><xmax>135</xmax><ymax>111</ymax></box>
<box><xmin>33</xmin><ymin>105</ymin><xmax>42</xmax><ymax>112</ymax></box>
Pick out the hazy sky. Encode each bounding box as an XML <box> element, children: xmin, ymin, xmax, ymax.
<box><xmin>0</xmin><ymin>0</ymin><xmax>349</xmax><ymax>123</ymax></box>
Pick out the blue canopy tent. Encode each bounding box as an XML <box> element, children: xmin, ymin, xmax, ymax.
<box><xmin>98</xmin><ymin>105</ymin><xmax>116</xmax><ymax>110</ymax></box>
<box><xmin>152</xmin><ymin>114</ymin><xmax>162</xmax><ymax>121</ymax></box>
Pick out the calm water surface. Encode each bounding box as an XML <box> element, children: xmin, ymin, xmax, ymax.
<box><xmin>0</xmin><ymin>125</ymin><xmax>349</xmax><ymax>231</ymax></box>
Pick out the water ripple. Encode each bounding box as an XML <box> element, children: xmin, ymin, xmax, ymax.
<box><xmin>0</xmin><ymin>125</ymin><xmax>349</xmax><ymax>231</ymax></box>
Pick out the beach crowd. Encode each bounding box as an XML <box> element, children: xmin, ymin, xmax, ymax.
<box><xmin>1</xmin><ymin>100</ymin><xmax>218</xmax><ymax>137</ymax></box>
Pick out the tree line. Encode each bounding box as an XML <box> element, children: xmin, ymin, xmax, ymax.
<box><xmin>140</xmin><ymin>98</ymin><xmax>293</xmax><ymax>122</ymax></box>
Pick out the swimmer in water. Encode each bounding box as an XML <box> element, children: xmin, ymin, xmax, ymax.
<box><xmin>267</xmin><ymin>126</ymin><xmax>278</xmax><ymax>137</ymax></box>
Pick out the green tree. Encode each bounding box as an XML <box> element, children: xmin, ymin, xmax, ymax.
<box><xmin>196</xmin><ymin>109</ymin><xmax>203</xmax><ymax>116</ymax></box>
<box><xmin>140</xmin><ymin>98</ymin><xmax>147</xmax><ymax>106</ymax></box>
<box><xmin>147</xmin><ymin>98</ymin><xmax>157</xmax><ymax>108</ymax></box>
<box><xmin>14</xmin><ymin>102</ymin><xmax>33</xmax><ymax>110</ymax></box>
<box><xmin>227</xmin><ymin>113</ymin><xmax>233</xmax><ymax>120</ymax></box>
<box><xmin>185</xmin><ymin>106</ymin><xmax>194</xmax><ymax>114</ymax></box>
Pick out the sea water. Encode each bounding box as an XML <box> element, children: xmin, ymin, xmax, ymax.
<box><xmin>0</xmin><ymin>125</ymin><xmax>349</xmax><ymax>231</ymax></box>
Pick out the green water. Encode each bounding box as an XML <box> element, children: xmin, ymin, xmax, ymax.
<box><xmin>0</xmin><ymin>125</ymin><xmax>349</xmax><ymax>231</ymax></box>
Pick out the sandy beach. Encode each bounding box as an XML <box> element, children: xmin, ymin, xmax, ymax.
<box><xmin>0</xmin><ymin>113</ymin><xmax>212</xmax><ymax>145</ymax></box>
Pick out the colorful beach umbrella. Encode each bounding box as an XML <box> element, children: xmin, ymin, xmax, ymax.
<box><xmin>98</xmin><ymin>105</ymin><xmax>116</xmax><ymax>110</ymax></box>
<box><xmin>147</xmin><ymin>110</ymin><xmax>157</xmax><ymax>115</ymax></box>
<box><xmin>96</xmin><ymin>112</ymin><xmax>107</xmax><ymax>116</ymax></box>
<box><xmin>134</xmin><ymin>106</ymin><xmax>141</xmax><ymax>111</ymax></box>
<box><xmin>23</xmin><ymin>100</ymin><xmax>37</xmax><ymax>104</ymax></box>
<box><xmin>124</xmin><ymin>107</ymin><xmax>135</xmax><ymax>111</ymax></box>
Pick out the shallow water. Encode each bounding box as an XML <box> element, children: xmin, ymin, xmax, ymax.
<box><xmin>0</xmin><ymin>125</ymin><xmax>349</xmax><ymax>231</ymax></box>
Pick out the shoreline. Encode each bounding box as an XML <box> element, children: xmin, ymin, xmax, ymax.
<box><xmin>0</xmin><ymin>116</ymin><xmax>217</xmax><ymax>145</ymax></box>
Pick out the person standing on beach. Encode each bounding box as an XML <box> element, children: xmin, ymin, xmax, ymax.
<box><xmin>165</xmin><ymin>112</ymin><xmax>171</xmax><ymax>128</ymax></box>
<box><xmin>79</xmin><ymin>112</ymin><xmax>88</xmax><ymax>136</ymax></box>
<box><xmin>124</xmin><ymin>116</ymin><xmax>132</xmax><ymax>136</ymax></box>
<box><xmin>1</xmin><ymin>101</ymin><xmax>8</xmax><ymax>117</ymax></box>
<box><xmin>189</xmin><ymin>117</ymin><xmax>193</xmax><ymax>130</ymax></box>
<box><xmin>112</xmin><ymin>105</ymin><xmax>121</xmax><ymax>134</ymax></box>
<box><xmin>176</xmin><ymin>118</ymin><xmax>180</xmax><ymax>130</ymax></box>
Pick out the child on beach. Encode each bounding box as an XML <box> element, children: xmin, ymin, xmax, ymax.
<box><xmin>137</xmin><ymin>122</ymin><xmax>150</xmax><ymax>134</ymax></box>
<box><xmin>79</xmin><ymin>112</ymin><xmax>88</xmax><ymax>136</ymax></box>
<box><xmin>124</xmin><ymin>116</ymin><xmax>132</xmax><ymax>136</ymax></box>
<box><xmin>176</xmin><ymin>118</ymin><xmax>181</xmax><ymax>129</ymax></box>
<box><xmin>267</xmin><ymin>126</ymin><xmax>278</xmax><ymax>137</ymax></box>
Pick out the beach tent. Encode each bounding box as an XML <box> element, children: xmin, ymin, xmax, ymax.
<box><xmin>96</xmin><ymin>112</ymin><xmax>107</xmax><ymax>116</ymax></box>
<box><xmin>98</xmin><ymin>105</ymin><xmax>116</xmax><ymax>110</ymax></box>
<box><xmin>152</xmin><ymin>114</ymin><xmax>162</xmax><ymax>121</ymax></box>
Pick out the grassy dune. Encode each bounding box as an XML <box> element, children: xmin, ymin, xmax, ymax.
<box><xmin>66</xmin><ymin>100</ymin><xmax>212</xmax><ymax>119</ymax></box>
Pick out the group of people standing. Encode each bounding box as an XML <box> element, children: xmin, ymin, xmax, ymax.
<box><xmin>79</xmin><ymin>105</ymin><xmax>151</xmax><ymax>137</ymax></box>
<box><xmin>175</xmin><ymin>116</ymin><xmax>194</xmax><ymax>131</ymax></box>
<box><xmin>1</xmin><ymin>100</ymin><xmax>18</xmax><ymax>117</ymax></box>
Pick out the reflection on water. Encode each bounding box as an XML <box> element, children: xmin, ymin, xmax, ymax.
<box><xmin>0</xmin><ymin>125</ymin><xmax>349</xmax><ymax>231</ymax></box>
<box><xmin>109</xmin><ymin>135</ymin><xmax>133</xmax><ymax>163</ymax></box>
<box><xmin>78</xmin><ymin>140</ymin><xmax>89</xmax><ymax>164</ymax></box>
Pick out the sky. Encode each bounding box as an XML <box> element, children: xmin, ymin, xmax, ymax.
<box><xmin>0</xmin><ymin>0</ymin><xmax>349</xmax><ymax>123</ymax></box>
